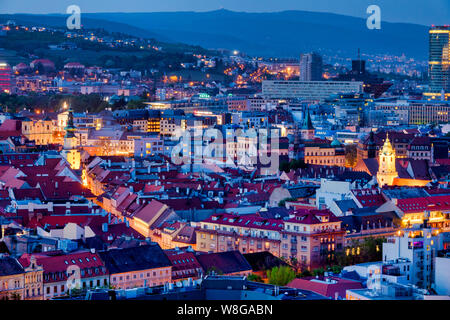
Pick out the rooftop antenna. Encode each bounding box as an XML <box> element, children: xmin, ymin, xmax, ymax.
<box><xmin>357</xmin><ymin>48</ymin><xmax>362</xmax><ymax>74</ymax></box>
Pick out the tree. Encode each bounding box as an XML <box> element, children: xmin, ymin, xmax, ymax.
<box><xmin>345</xmin><ymin>144</ymin><xmax>357</xmax><ymax>168</ymax></box>
<box><xmin>330</xmin><ymin>265</ymin><xmax>343</xmax><ymax>274</ymax></box>
<box><xmin>335</xmin><ymin>237</ymin><xmax>386</xmax><ymax>267</ymax></box>
<box><xmin>267</xmin><ymin>266</ymin><xmax>295</xmax><ymax>286</ymax></box>
<box><xmin>247</xmin><ymin>274</ymin><xmax>264</xmax><ymax>283</ymax></box>
<box><xmin>206</xmin><ymin>266</ymin><xmax>223</xmax><ymax>275</ymax></box>
<box><xmin>312</xmin><ymin>268</ymin><xmax>325</xmax><ymax>277</ymax></box>
<box><xmin>278</xmin><ymin>197</ymin><xmax>297</xmax><ymax>207</ymax></box>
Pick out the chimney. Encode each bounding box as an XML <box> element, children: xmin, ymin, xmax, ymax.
<box><xmin>102</xmin><ymin>223</ymin><xmax>108</xmax><ymax>233</ymax></box>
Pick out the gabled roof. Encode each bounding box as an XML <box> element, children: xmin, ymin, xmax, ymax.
<box><xmin>0</xmin><ymin>256</ymin><xmax>24</xmax><ymax>276</ymax></box>
<box><xmin>27</xmin><ymin>215</ymin><xmax>107</xmax><ymax>229</ymax></box>
<box><xmin>287</xmin><ymin>209</ymin><xmax>340</xmax><ymax>225</ymax></box>
<box><xmin>396</xmin><ymin>195</ymin><xmax>450</xmax><ymax>213</ymax></box>
<box><xmin>98</xmin><ymin>243</ymin><xmax>171</xmax><ymax>274</ymax></box>
<box><xmin>133</xmin><ymin>200</ymin><xmax>172</xmax><ymax>228</ymax></box>
<box><xmin>19</xmin><ymin>251</ymin><xmax>106</xmax><ymax>282</ymax></box>
<box><xmin>196</xmin><ymin>250</ymin><xmax>252</xmax><ymax>275</ymax></box>
<box><xmin>243</xmin><ymin>251</ymin><xmax>288</xmax><ymax>272</ymax></box>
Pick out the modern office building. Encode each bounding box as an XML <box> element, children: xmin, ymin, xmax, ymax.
<box><xmin>373</xmin><ymin>99</ymin><xmax>450</xmax><ymax>125</ymax></box>
<box><xmin>262</xmin><ymin>80</ymin><xmax>363</xmax><ymax>102</ymax></box>
<box><xmin>299</xmin><ymin>53</ymin><xmax>323</xmax><ymax>81</ymax></box>
<box><xmin>425</xmin><ymin>26</ymin><xmax>450</xmax><ymax>100</ymax></box>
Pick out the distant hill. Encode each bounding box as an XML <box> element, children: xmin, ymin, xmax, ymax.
<box><xmin>0</xmin><ymin>13</ymin><xmax>164</xmax><ymax>40</ymax></box>
<box><xmin>87</xmin><ymin>10</ymin><xmax>430</xmax><ymax>59</ymax></box>
<box><xmin>1</xmin><ymin>10</ymin><xmax>430</xmax><ymax>59</ymax></box>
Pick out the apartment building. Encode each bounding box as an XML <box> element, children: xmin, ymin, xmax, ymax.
<box><xmin>196</xmin><ymin>210</ymin><xmax>345</xmax><ymax>270</ymax></box>
<box><xmin>382</xmin><ymin>227</ymin><xmax>441</xmax><ymax>289</ymax></box>
<box><xmin>99</xmin><ymin>244</ymin><xmax>172</xmax><ymax>289</ymax></box>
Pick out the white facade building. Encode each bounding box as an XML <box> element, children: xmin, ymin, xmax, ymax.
<box><xmin>435</xmin><ymin>255</ymin><xmax>450</xmax><ymax>295</ymax></box>
<box><xmin>382</xmin><ymin>228</ymin><xmax>441</xmax><ymax>290</ymax></box>
<box><xmin>262</xmin><ymin>80</ymin><xmax>363</xmax><ymax>102</ymax></box>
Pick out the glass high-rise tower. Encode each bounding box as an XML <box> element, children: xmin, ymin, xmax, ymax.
<box><xmin>299</xmin><ymin>52</ymin><xmax>323</xmax><ymax>81</ymax></box>
<box><xmin>425</xmin><ymin>26</ymin><xmax>450</xmax><ymax>100</ymax></box>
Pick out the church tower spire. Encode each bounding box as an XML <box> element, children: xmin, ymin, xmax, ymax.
<box><xmin>61</xmin><ymin>104</ymin><xmax>81</xmax><ymax>170</ymax></box>
<box><xmin>377</xmin><ymin>133</ymin><xmax>398</xmax><ymax>187</ymax></box>
<box><xmin>300</xmin><ymin>106</ymin><xmax>315</xmax><ymax>140</ymax></box>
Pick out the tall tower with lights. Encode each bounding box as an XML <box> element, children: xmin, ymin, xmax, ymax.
<box><xmin>425</xmin><ymin>26</ymin><xmax>450</xmax><ymax>100</ymax></box>
<box><xmin>61</xmin><ymin>105</ymin><xmax>80</xmax><ymax>170</ymax></box>
<box><xmin>377</xmin><ymin>133</ymin><xmax>398</xmax><ymax>187</ymax></box>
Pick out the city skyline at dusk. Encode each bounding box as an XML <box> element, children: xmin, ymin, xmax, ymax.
<box><xmin>0</xmin><ymin>0</ymin><xmax>448</xmax><ymax>312</ymax></box>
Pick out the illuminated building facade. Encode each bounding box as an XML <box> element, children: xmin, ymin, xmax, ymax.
<box><xmin>196</xmin><ymin>211</ymin><xmax>345</xmax><ymax>270</ymax></box>
<box><xmin>304</xmin><ymin>139</ymin><xmax>346</xmax><ymax>167</ymax></box>
<box><xmin>425</xmin><ymin>26</ymin><xmax>450</xmax><ymax>100</ymax></box>
<box><xmin>21</xmin><ymin>118</ymin><xmax>58</xmax><ymax>145</ymax></box>
<box><xmin>0</xmin><ymin>62</ymin><xmax>11</xmax><ymax>94</ymax></box>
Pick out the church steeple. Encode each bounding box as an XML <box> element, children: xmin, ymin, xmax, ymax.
<box><xmin>300</xmin><ymin>106</ymin><xmax>315</xmax><ymax>140</ymax></box>
<box><xmin>377</xmin><ymin>133</ymin><xmax>398</xmax><ymax>187</ymax></box>
<box><xmin>64</xmin><ymin>106</ymin><xmax>76</xmax><ymax>139</ymax></box>
<box><xmin>61</xmin><ymin>104</ymin><xmax>80</xmax><ymax>170</ymax></box>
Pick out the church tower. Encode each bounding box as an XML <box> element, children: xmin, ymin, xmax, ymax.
<box><xmin>61</xmin><ymin>106</ymin><xmax>81</xmax><ymax>170</ymax></box>
<box><xmin>377</xmin><ymin>133</ymin><xmax>398</xmax><ymax>187</ymax></box>
<box><xmin>300</xmin><ymin>106</ymin><xmax>315</xmax><ymax>140</ymax></box>
<box><xmin>289</xmin><ymin>123</ymin><xmax>304</xmax><ymax>160</ymax></box>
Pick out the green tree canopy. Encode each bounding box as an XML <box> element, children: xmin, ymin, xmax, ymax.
<box><xmin>267</xmin><ymin>266</ymin><xmax>295</xmax><ymax>286</ymax></box>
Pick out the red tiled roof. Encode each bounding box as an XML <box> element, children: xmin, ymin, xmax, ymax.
<box><xmin>202</xmin><ymin>213</ymin><xmax>284</xmax><ymax>231</ymax></box>
<box><xmin>26</xmin><ymin>214</ymin><xmax>107</xmax><ymax>229</ymax></box>
<box><xmin>287</xmin><ymin>276</ymin><xmax>363</xmax><ymax>299</ymax></box>
<box><xmin>396</xmin><ymin>195</ymin><xmax>450</xmax><ymax>213</ymax></box>
<box><xmin>133</xmin><ymin>200</ymin><xmax>169</xmax><ymax>225</ymax></box>
<box><xmin>352</xmin><ymin>188</ymin><xmax>386</xmax><ymax>208</ymax></box>
<box><xmin>19</xmin><ymin>251</ymin><xmax>107</xmax><ymax>283</ymax></box>
<box><xmin>286</xmin><ymin>209</ymin><xmax>340</xmax><ymax>225</ymax></box>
